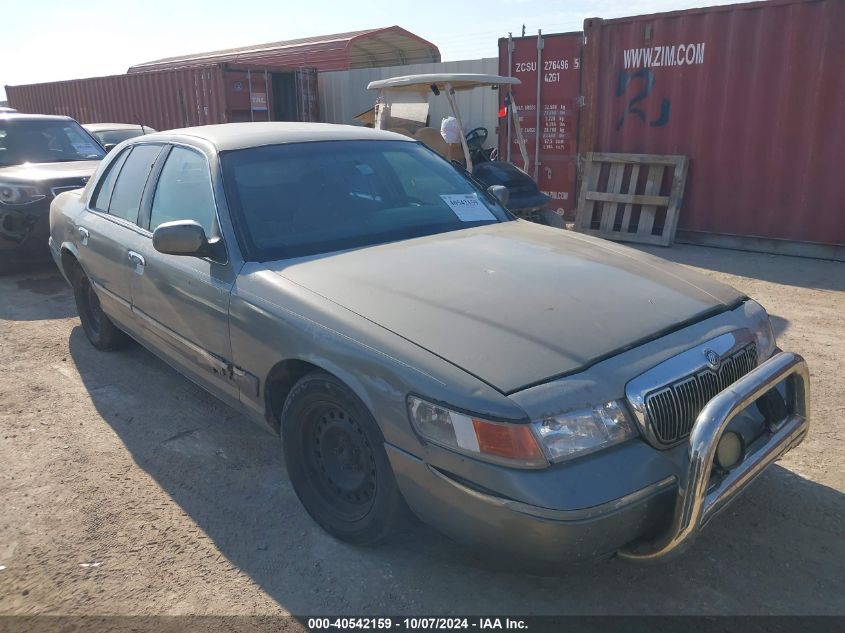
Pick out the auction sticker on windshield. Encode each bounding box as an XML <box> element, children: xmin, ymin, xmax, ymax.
<box><xmin>440</xmin><ymin>194</ymin><xmax>496</xmax><ymax>222</ymax></box>
<box><xmin>72</xmin><ymin>142</ymin><xmax>101</xmax><ymax>156</ymax></box>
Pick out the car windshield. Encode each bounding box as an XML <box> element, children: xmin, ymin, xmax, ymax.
<box><xmin>91</xmin><ymin>129</ymin><xmax>146</xmax><ymax>145</ymax></box>
<box><xmin>221</xmin><ymin>140</ymin><xmax>511</xmax><ymax>260</ymax></box>
<box><xmin>0</xmin><ymin>119</ymin><xmax>105</xmax><ymax>166</ymax></box>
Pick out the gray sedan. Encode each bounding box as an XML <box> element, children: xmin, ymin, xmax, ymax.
<box><xmin>49</xmin><ymin>123</ymin><xmax>810</xmax><ymax>564</ymax></box>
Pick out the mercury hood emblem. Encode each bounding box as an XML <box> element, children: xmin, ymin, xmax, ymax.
<box><xmin>703</xmin><ymin>348</ymin><xmax>720</xmax><ymax>369</ymax></box>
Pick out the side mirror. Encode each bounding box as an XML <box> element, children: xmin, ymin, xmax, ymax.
<box><xmin>487</xmin><ymin>185</ymin><xmax>510</xmax><ymax>208</ymax></box>
<box><xmin>103</xmin><ymin>143</ymin><xmax>116</xmax><ymax>154</ymax></box>
<box><xmin>152</xmin><ymin>220</ymin><xmax>225</xmax><ymax>261</ymax></box>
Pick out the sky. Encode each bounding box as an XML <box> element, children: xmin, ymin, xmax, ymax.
<box><xmin>1</xmin><ymin>0</ymin><xmax>740</xmax><ymax>101</ymax></box>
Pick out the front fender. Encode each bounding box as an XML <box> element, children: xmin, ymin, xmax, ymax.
<box><xmin>228</xmin><ymin>264</ymin><xmax>528</xmax><ymax>458</ymax></box>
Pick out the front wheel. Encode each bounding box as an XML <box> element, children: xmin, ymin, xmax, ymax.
<box><xmin>72</xmin><ymin>268</ymin><xmax>128</xmax><ymax>351</ymax></box>
<box><xmin>281</xmin><ymin>371</ymin><xmax>410</xmax><ymax>544</ymax></box>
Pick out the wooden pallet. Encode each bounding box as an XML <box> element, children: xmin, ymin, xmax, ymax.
<box><xmin>574</xmin><ymin>153</ymin><xmax>689</xmax><ymax>246</ymax></box>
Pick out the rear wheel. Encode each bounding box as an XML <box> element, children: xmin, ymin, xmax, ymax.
<box><xmin>72</xmin><ymin>267</ymin><xmax>128</xmax><ymax>351</ymax></box>
<box><xmin>281</xmin><ymin>371</ymin><xmax>410</xmax><ymax>544</ymax></box>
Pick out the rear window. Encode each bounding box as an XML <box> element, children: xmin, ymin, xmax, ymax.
<box><xmin>221</xmin><ymin>140</ymin><xmax>510</xmax><ymax>261</ymax></box>
<box><xmin>0</xmin><ymin>119</ymin><xmax>104</xmax><ymax>166</ymax></box>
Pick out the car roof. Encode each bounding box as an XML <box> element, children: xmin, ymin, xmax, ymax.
<box><xmin>0</xmin><ymin>112</ymin><xmax>75</xmax><ymax>123</ymax></box>
<box><xmin>141</xmin><ymin>122</ymin><xmax>412</xmax><ymax>152</ymax></box>
<box><xmin>82</xmin><ymin>122</ymin><xmax>154</xmax><ymax>132</ymax></box>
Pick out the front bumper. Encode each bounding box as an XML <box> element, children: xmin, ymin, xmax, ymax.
<box><xmin>389</xmin><ymin>351</ymin><xmax>809</xmax><ymax>564</ymax></box>
<box><xmin>387</xmin><ymin>443</ymin><xmax>677</xmax><ymax>563</ymax></box>
<box><xmin>0</xmin><ymin>198</ymin><xmax>52</xmax><ymax>267</ymax></box>
<box><xmin>618</xmin><ymin>351</ymin><xmax>809</xmax><ymax>561</ymax></box>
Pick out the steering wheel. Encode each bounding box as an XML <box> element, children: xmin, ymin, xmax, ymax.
<box><xmin>465</xmin><ymin>127</ymin><xmax>488</xmax><ymax>150</ymax></box>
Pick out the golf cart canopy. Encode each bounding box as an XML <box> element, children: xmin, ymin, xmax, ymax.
<box><xmin>367</xmin><ymin>73</ymin><xmax>521</xmax><ymax>92</ymax></box>
<box><xmin>367</xmin><ymin>73</ymin><xmax>528</xmax><ymax>173</ymax></box>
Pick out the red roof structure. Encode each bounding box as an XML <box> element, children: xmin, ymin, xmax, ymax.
<box><xmin>128</xmin><ymin>26</ymin><xmax>441</xmax><ymax>74</ymax></box>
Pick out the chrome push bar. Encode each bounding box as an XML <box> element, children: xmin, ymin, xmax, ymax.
<box><xmin>619</xmin><ymin>351</ymin><xmax>810</xmax><ymax>562</ymax></box>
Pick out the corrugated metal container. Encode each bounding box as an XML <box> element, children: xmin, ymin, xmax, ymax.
<box><xmin>7</xmin><ymin>67</ymin><xmax>225</xmax><ymax>131</ymax></box>
<box><xmin>319</xmin><ymin>58</ymin><xmax>501</xmax><ymax>144</ymax></box>
<box><xmin>6</xmin><ymin>64</ymin><xmax>320</xmax><ymax>131</ymax></box>
<box><xmin>579</xmin><ymin>0</ymin><xmax>845</xmax><ymax>258</ymax></box>
<box><xmin>128</xmin><ymin>26</ymin><xmax>440</xmax><ymax>74</ymax></box>
<box><xmin>498</xmin><ymin>32</ymin><xmax>582</xmax><ymax>215</ymax></box>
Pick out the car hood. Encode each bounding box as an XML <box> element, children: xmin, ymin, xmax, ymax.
<box><xmin>0</xmin><ymin>160</ymin><xmax>100</xmax><ymax>183</ymax></box>
<box><xmin>265</xmin><ymin>222</ymin><xmax>745</xmax><ymax>393</ymax></box>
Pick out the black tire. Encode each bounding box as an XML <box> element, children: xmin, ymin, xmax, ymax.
<box><xmin>72</xmin><ymin>266</ymin><xmax>128</xmax><ymax>351</ymax></box>
<box><xmin>281</xmin><ymin>371</ymin><xmax>410</xmax><ymax>544</ymax></box>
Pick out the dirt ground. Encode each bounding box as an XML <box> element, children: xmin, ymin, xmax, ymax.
<box><xmin>0</xmin><ymin>243</ymin><xmax>843</xmax><ymax>616</ymax></box>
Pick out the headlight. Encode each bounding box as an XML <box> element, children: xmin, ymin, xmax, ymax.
<box><xmin>407</xmin><ymin>396</ymin><xmax>547</xmax><ymax>468</ymax></box>
<box><xmin>746</xmin><ymin>300</ymin><xmax>777</xmax><ymax>362</ymax></box>
<box><xmin>531</xmin><ymin>401</ymin><xmax>637</xmax><ymax>462</ymax></box>
<box><xmin>0</xmin><ymin>183</ymin><xmax>45</xmax><ymax>205</ymax></box>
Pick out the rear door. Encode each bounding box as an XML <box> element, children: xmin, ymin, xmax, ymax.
<box><xmin>128</xmin><ymin>144</ymin><xmax>238</xmax><ymax>400</ymax></box>
<box><xmin>76</xmin><ymin>144</ymin><xmax>163</xmax><ymax>329</ymax></box>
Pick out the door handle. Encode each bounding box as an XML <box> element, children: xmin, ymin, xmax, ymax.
<box><xmin>127</xmin><ymin>251</ymin><xmax>145</xmax><ymax>268</ymax></box>
<box><xmin>77</xmin><ymin>227</ymin><xmax>89</xmax><ymax>245</ymax></box>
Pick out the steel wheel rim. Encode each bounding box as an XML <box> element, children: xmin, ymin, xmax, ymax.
<box><xmin>303</xmin><ymin>402</ymin><xmax>377</xmax><ymax>522</ymax></box>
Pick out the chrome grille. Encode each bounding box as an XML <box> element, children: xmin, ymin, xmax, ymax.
<box><xmin>644</xmin><ymin>343</ymin><xmax>758</xmax><ymax>445</ymax></box>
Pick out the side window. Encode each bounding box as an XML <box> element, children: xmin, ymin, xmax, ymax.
<box><xmin>108</xmin><ymin>144</ymin><xmax>162</xmax><ymax>224</ymax></box>
<box><xmin>150</xmin><ymin>147</ymin><xmax>216</xmax><ymax>235</ymax></box>
<box><xmin>91</xmin><ymin>149</ymin><xmax>130</xmax><ymax>212</ymax></box>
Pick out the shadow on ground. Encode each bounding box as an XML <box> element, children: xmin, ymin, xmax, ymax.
<box><xmin>67</xmin><ymin>327</ymin><xmax>845</xmax><ymax>615</ymax></box>
<box><xmin>633</xmin><ymin>243</ymin><xmax>845</xmax><ymax>292</ymax></box>
<box><xmin>0</xmin><ymin>265</ymin><xmax>76</xmax><ymax>321</ymax></box>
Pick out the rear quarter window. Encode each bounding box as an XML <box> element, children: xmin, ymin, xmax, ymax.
<box><xmin>106</xmin><ymin>144</ymin><xmax>162</xmax><ymax>224</ymax></box>
<box><xmin>91</xmin><ymin>149</ymin><xmax>130</xmax><ymax>212</ymax></box>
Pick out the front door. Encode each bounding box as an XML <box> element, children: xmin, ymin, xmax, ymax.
<box><xmin>128</xmin><ymin>145</ymin><xmax>238</xmax><ymax>400</ymax></box>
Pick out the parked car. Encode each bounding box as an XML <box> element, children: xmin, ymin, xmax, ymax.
<box><xmin>49</xmin><ymin>122</ymin><xmax>810</xmax><ymax>564</ymax></box>
<box><xmin>1</xmin><ymin>113</ymin><xmax>104</xmax><ymax>269</ymax></box>
<box><xmin>82</xmin><ymin>123</ymin><xmax>156</xmax><ymax>151</ymax></box>
<box><xmin>0</xmin><ymin>106</ymin><xmax>18</xmax><ymax>114</ymax></box>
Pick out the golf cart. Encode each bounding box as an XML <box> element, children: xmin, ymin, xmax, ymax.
<box><xmin>366</xmin><ymin>73</ymin><xmax>553</xmax><ymax>223</ymax></box>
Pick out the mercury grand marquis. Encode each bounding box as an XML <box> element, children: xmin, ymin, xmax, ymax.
<box><xmin>49</xmin><ymin>122</ymin><xmax>810</xmax><ymax>563</ymax></box>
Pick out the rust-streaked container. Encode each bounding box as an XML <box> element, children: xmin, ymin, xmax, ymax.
<box><xmin>6</xmin><ymin>64</ymin><xmax>320</xmax><ymax>132</ymax></box>
<box><xmin>498</xmin><ymin>32</ymin><xmax>583</xmax><ymax>216</ymax></box>
<box><xmin>579</xmin><ymin>0</ymin><xmax>845</xmax><ymax>258</ymax></box>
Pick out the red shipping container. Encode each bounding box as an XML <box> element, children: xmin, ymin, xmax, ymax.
<box><xmin>579</xmin><ymin>0</ymin><xmax>845</xmax><ymax>259</ymax></box>
<box><xmin>6</xmin><ymin>64</ymin><xmax>319</xmax><ymax>132</ymax></box>
<box><xmin>498</xmin><ymin>32</ymin><xmax>583</xmax><ymax>217</ymax></box>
